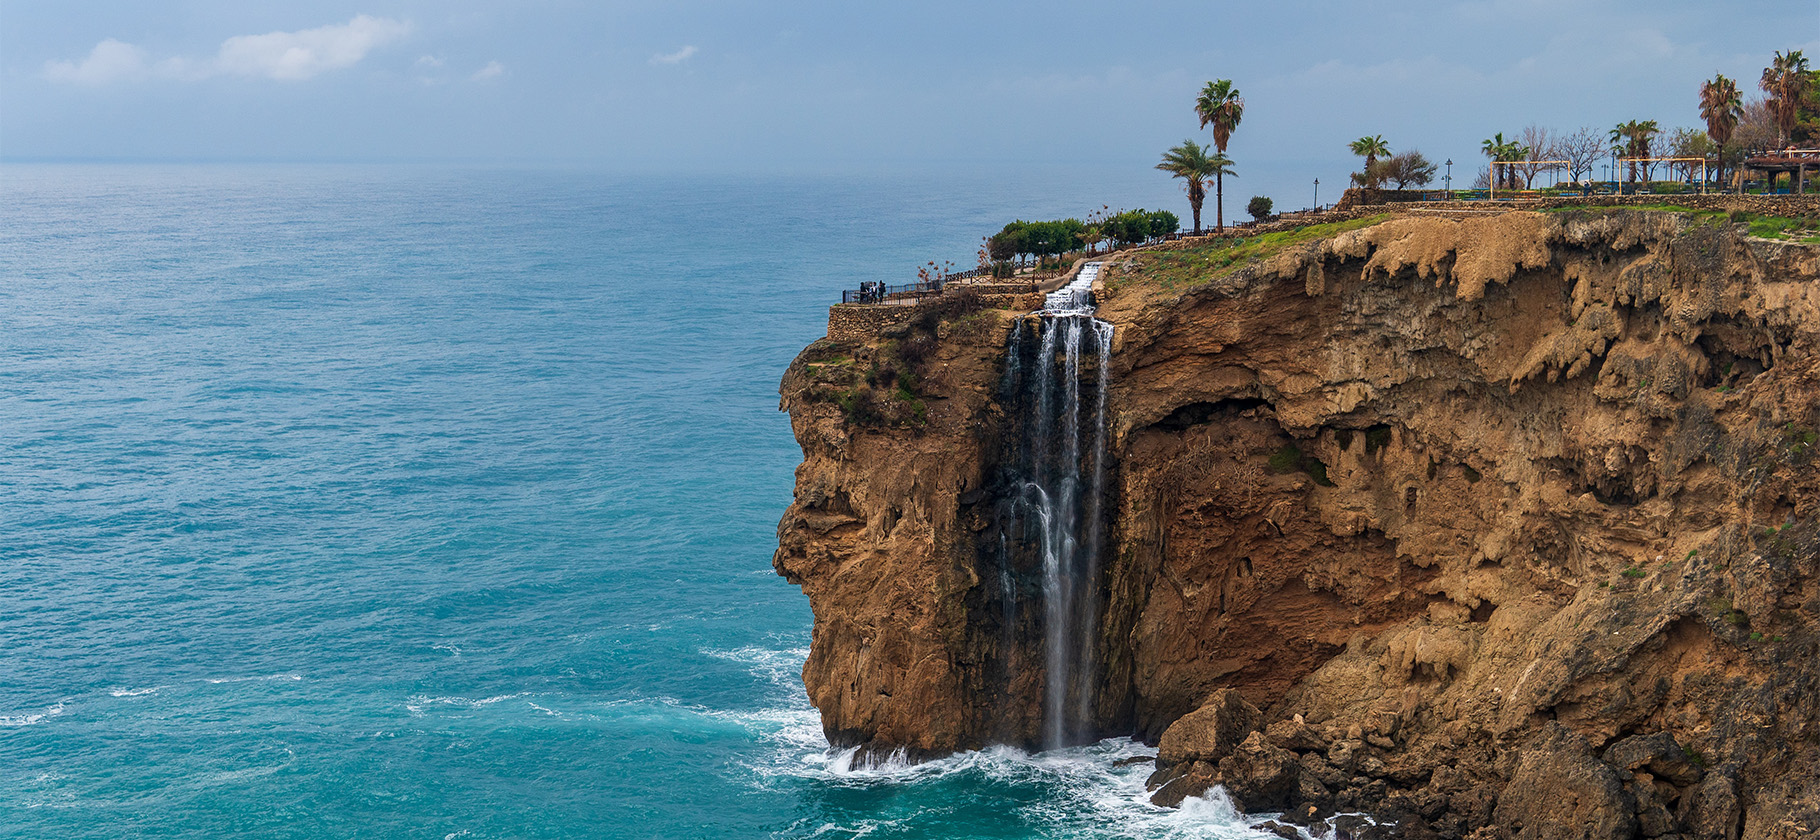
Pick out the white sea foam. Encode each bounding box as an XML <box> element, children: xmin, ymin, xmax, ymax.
<box><xmin>432</xmin><ymin>643</ymin><xmax>462</xmax><ymax>657</ymax></box>
<box><xmin>404</xmin><ymin>692</ymin><xmax>529</xmax><ymax>716</ymax></box>
<box><xmin>718</xmin><ymin>643</ymin><xmax>1295</xmax><ymax>838</ymax></box>
<box><xmin>0</xmin><ymin>702</ymin><xmax>67</xmax><ymax>727</ymax></box>
<box><xmin>108</xmin><ymin>686</ymin><xmax>159</xmax><ymax>697</ymax></box>
<box><xmin>204</xmin><ymin>673</ymin><xmax>303</xmax><ymax>684</ymax></box>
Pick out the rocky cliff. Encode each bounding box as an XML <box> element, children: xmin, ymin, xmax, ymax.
<box><xmin>774</xmin><ymin>209</ymin><xmax>1820</xmax><ymax>839</ymax></box>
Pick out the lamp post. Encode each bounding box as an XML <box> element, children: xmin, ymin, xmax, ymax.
<box><xmin>1313</xmin><ymin>178</ymin><xmax>1319</xmax><ymax>210</ymax></box>
<box><xmin>1444</xmin><ymin>159</ymin><xmax>1453</xmax><ymax>197</ymax></box>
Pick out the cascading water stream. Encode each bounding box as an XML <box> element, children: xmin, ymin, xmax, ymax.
<box><xmin>998</xmin><ymin>262</ymin><xmax>1114</xmax><ymax>750</ymax></box>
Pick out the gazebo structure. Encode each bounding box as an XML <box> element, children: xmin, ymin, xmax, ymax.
<box><xmin>1743</xmin><ymin>148</ymin><xmax>1820</xmax><ymax>194</ymax></box>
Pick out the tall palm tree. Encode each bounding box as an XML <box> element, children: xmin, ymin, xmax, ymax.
<box><xmin>1349</xmin><ymin>135</ymin><xmax>1390</xmax><ymax>186</ymax></box>
<box><xmin>1195</xmin><ymin>79</ymin><xmax>1244</xmax><ymax>231</ymax></box>
<box><xmin>1700</xmin><ymin>74</ymin><xmax>1743</xmax><ymax>186</ymax></box>
<box><xmin>1761</xmin><ymin>50</ymin><xmax>1812</xmax><ymax>144</ymax></box>
<box><xmin>1156</xmin><ymin>140</ymin><xmax>1230</xmax><ymax>235</ymax></box>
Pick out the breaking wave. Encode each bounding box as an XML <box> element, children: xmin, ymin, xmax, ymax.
<box><xmin>705</xmin><ymin>644</ymin><xmax>1298</xmax><ymax>839</ymax></box>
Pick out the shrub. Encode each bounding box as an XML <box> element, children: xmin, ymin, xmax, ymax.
<box><xmin>897</xmin><ymin>333</ymin><xmax>938</xmax><ymax>366</ymax></box>
<box><xmin>1247</xmin><ymin>196</ymin><xmax>1274</xmax><ymax>221</ymax></box>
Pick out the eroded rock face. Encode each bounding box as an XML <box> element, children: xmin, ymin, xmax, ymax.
<box><xmin>775</xmin><ymin>210</ymin><xmax>1820</xmax><ymax>834</ymax></box>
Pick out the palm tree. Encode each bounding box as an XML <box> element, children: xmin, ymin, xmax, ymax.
<box><xmin>1761</xmin><ymin>50</ymin><xmax>1811</xmax><ymax>144</ymax></box>
<box><xmin>1195</xmin><ymin>79</ymin><xmax>1244</xmax><ymax>231</ymax></box>
<box><xmin>1156</xmin><ymin>141</ymin><xmax>1231</xmax><ymax>235</ymax></box>
<box><xmin>1349</xmin><ymin>135</ymin><xmax>1390</xmax><ymax>186</ymax></box>
<box><xmin>1480</xmin><ymin>133</ymin><xmax>1528</xmax><ymax>189</ymax></box>
<box><xmin>1700</xmin><ymin>74</ymin><xmax>1743</xmax><ymax>186</ymax></box>
<box><xmin>1609</xmin><ymin>120</ymin><xmax>1661</xmax><ymax>182</ymax></box>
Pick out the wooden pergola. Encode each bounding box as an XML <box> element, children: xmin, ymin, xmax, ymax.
<box><xmin>1742</xmin><ymin>149</ymin><xmax>1820</xmax><ymax>194</ymax></box>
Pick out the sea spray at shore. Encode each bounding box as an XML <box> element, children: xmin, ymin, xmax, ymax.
<box><xmin>717</xmin><ymin>644</ymin><xmax>1293</xmax><ymax>840</ymax></box>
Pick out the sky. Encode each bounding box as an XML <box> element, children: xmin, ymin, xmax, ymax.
<box><xmin>4</xmin><ymin>0</ymin><xmax>1819</xmax><ymax>209</ymax></box>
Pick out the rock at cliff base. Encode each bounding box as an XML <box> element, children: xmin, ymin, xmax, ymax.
<box><xmin>1493</xmin><ymin>723</ymin><xmax>1636</xmax><ymax>840</ymax></box>
<box><xmin>1148</xmin><ymin>760</ymin><xmax>1217</xmax><ymax>808</ymax></box>
<box><xmin>1157</xmin><ymin>689</ymin><xmax>1262</xmax><ymax>767</ymax></box>
<box><xmin>1216</xmin><ymin>731</ymin><xmax>1303</xmax><ymax>813</ymax></box>
<box><xmin>1267</xmin><ymin>716</ymin><xmax>1331</xmax><ymax>752</ymax></box>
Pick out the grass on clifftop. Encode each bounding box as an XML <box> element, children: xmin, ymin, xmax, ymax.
<box><xmin>1548</xmin><ymin>203</ymin><xmax>1820</xmax><ymax>243</ymax></box>
<box><xmin>1117</xmin><ymin>215</ymin><xmax>1392</xmax><ymax>292</ymax></box>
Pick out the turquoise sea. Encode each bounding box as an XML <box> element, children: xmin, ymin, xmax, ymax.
<box><xmin>0</xmin><ymin>165</ymin><xmax>1273</xmax><ymax>839</ymax></box>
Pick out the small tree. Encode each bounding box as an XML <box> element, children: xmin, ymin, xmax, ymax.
<box><xmin>1373</xmin><ymin>151</ymin><xmax>1437</xmax><ymax>189</ymax></box>
<box><xmin>1246</xmin><ymin>195</ymin><xmax>1273</xmax><ymax>221</ymax></box>
<box><xmin>1668</xmin><ymin>127</ymin><xmax>1717</xmax><ymax>181</ymax></box>
<box><xmin>989</xmin><ymin>222</ymin><xmax>1030</xmax><ymax>265</ymax></box>
<box><xmin>1146</xmin><ymin>209</ymin><xmax>1179</xmax><ymax>239</ymax></box>
<box><xmin>1558</xmin><ymin>126</ymin><xmax>1605</xmax><ymax>184</ymax></box>
<box><xmin>1514</xmin><ymin>125</ymin><xmax>1558</xmax><ymax>188</ymax></box>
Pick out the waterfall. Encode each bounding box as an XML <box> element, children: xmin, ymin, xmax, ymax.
<box><xmin>998</xmin><ymin>262</ymin><xmax>1114</xmax><ymax>750</ymax></box>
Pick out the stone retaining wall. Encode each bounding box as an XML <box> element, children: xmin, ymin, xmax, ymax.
<box><xmin>827</xmin><ymin>295</ymin><xmax>1046</xmax><ymax>342</ymax></box>
<box><xmin>952</xmin><ymin>281</ymin><xmax>1038</xmax><ymax>295</ymax></box>
<box><xmin>827</xmin><ymin>304</ymin><xmax>919</xmax><ymax>342</ymax></box>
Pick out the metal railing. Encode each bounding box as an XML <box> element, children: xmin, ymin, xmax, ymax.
<box><xmin>842</xmin><ymin>278</ymin><xmax>942</xmax><ymax>305</ymax></box>
<box><xmin>839</xmin><ymin>267</ymin><xmax>1002</xmax><ymax>304</ymax></box>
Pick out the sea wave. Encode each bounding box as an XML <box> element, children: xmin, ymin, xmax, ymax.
<box><xmin>709</xmin><ymin>644</ymin><xmax>1298</xmax><ymax>839</ymax></box>
<box><xmin>404</xmin><ymin>692</ymin><xmax>529</xmax><ymax>715</ymax></box>
<box><xmin>203</xmin><ymin>673</ymin><xmax>303</xmax><ymax>685</ymax></box>
<box><xmin>0</xmin><ymin>702</ymin><xmax>67</xmax><ymax>727</ymax></box>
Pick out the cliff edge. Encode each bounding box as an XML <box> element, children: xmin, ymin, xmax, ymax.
<box><xmin>775</xmin><ymin>209</ymin><xmax>1820</xmax><ymax>839</ymax></box>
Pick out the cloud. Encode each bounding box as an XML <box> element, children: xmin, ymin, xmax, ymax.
<box><xmin>471</xmin><ymin>60</ymin><xmax>505</xmax><ymax>81</ymax></box>
<box><xmin>214</xmin><ymin>15</ymin><xmax>410</xmax><ymax>80</ymax></box>
<box><xmin>44</xmin><ymin>15</ymin><xmax>409</xmax><ymax>84</ymax></box>
<box><xmin>650</xmin><ymin>45</ymin><xmax>698</xmax><ymax>65</ymax></box>
<box><xmin>43</xmin><ymin>38</ymin><xmax>151</xmax><ymax>84</ymax></box>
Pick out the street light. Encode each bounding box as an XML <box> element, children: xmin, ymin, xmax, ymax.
<box><xmin>1313</xmin><ymin>178</ymin><xmax>1319</xmax><ymax>210</ymax></box>
<box><xmin>1444</xmin><ymin>159</ymin><xmax>1453</xmax><ymax>196</ymax></box>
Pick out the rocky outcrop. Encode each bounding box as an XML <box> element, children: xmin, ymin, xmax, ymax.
<box><xmin>775</xmin><ymin>209</ymin><xmax>1820</xmax><ymax>835</ymax></box>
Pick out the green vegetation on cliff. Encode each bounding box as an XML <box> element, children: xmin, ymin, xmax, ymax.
<box><xmin>1111</xmin><ymin>214</ymin><xmax>1390</xmax><ymax>292</ymax></box>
